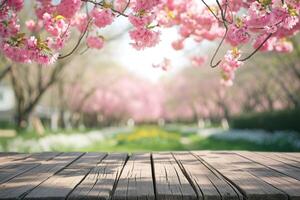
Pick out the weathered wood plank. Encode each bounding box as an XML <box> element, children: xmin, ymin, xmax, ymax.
<box><xmin>258</xmin><ymin>152</ymin><xmax>300</xmax><ymax>169</ymax></box>
<box><xmin>173</xmin><ymin>152</ymin><xmax>241</xmax><ymax>200</ymax></box>
<box><xmin>68</xmin><ymin>153</ymin><xmax>127</xmax><ymax>200</ymax></box>
<box><xmin>0</xmin><ymin>153</ymin><xmax>30</xmax><ymax>167</ymax></box>
<box><xmin>0</xmin><ymin>153</ymin><xmax>17</xmax><ymax>157</ymax></box>
<box><xmin>113</xmin><ymin>153</ymin><xmax>154</xmax><ymax>200</ymax></box>
<box><xmin>24</xmin><ymin>152</ymin><xmax>107</xmax><ymax>200</ymax></box>
<box><xmin>0</xmin><ymin>152</ymin><xmax>60</xmax><ymax>184</ymax></box>
<box><xmin>286</xmin><ymin>153</ymin><xmax>300</xmax><ymax>160</ymax></box>
<box><xmin>238</xmin><ymin>152</ymin><xmax>300</xmax><ymax>181</ymax></box>
<box><xmin>226</xmin><ymin>152</ymin><xmax>300</xmax><ymax>200</ymax></box>
<box><xmin>153</xmin><ymin>152</ymin><xmax>197</xmax><ymax>200</ymax></box>
<box><xmin>0</xmin><ymin>152</ymin><xmax>299</xmax><ymax>200</ymax></box>
<box><xmin>0</xmin><ymin>152</ymin><xmax>83</xmax><ymax>199</ymax></box>
<box><xmin>193</xmin><ymin>151</ymin><xmax>288</xmax><ymax>200</ymax></box>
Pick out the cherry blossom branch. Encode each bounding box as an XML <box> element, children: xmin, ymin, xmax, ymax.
<box><xmin>81</xmin><ymin>0</ymin><xmax>129</xmax><ymax>17</ymax></box>
<box><xmin>200</xmin><ymin>0</ymin><xmax>223</xmax><ymax>23</ymax></box>
<box><xmin>58</xmin><ymin>19</ymin><xmax>93</xmax><ymax>59</ymax></box>
<box><xmin>210</xmin><ymin>27</ymin><xmax>228</xmax><ymax>68</ymax></box>
<box><xmin>238</xmin><ymin>33</ymin><xmax>273</xmax><ymax>62</ymax></box>
<box><xmin>207</xmin><ymin>0</ymin><xmax>275</xmax><ymax>67</ymax></box>
<box><xmin>80</xmin><ymin>25</ymin><xmax>130</xmax><ymax>55</ymax></box>
<box><xmin>117</xmin><ymin>0</ymin><xmax>131</xmax><ymax>17</ymax></box>
<box><xmin>206</xmin><ymin>0</ymin><xmax>229</xmax><ymax>67</ymax></box>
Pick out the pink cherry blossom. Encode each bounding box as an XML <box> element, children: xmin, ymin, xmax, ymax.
<box><xmin>0</xmin><ymin>14</ymin><xmax>20</xmax><ymax>38</ymax></box>
<box><xmin>132</xmin><ymin>0</ymin><xmax>161</xmax><ymax>12</ymax></box>
<box><xmin>7</xmin><ymin>0</ymin><xmax>24</xmax><ymax>11</ymax></box>
<box><xmin>171</xmin><ymin>38</ymin><xmax>185</xmax><ymax>50</ymax></box>
<box><xmin>91</xmin><ymin>8</ymin><xmax>114</xmax><ymax>28</ymax></box>
<box><xmin>226</xmin><ymin>24</ymin><xmax>250</xmax><ymax>46</ymax></box>
<box><xmin>86</xmin><ymin>36</ymin><xmax>104</xmax><ymax>49</ymax></box>
<box><xmin>0</xmin><ymin>0</ymin><xmax>300</xmax><ymax>85</ymax></box>
<box><xmin>274</xmin><ymin>39</ymin><xmax>293</xmax><ymax>52</ymax></box>
<box><xmin>128</xmin><ymin>13</ymin><xmax>155</xmax><ymax>27</ymax></box>
<box><xmin>129</xmin><ymin>27</ymin><xmax>160</xmax><ymax>50</ymax></box>
<box><xmin>25</xmin><ymin>20</ymin><xmax>36</xmax><ymax>32</ymax></box>
<box><xmin>43</xmin><ymin>13</ymin><xmax>68</xmax><ymax>37</ymax></box>
<box><xmin>253</xmin><ymin>34</ymin><xmax>277</xmax><ymax>52</ymax></box>
<box><xmin>220</xmin><ymin>49</ymin><xmax>243</xmax><ymax>86</ymax></box>
<box><xmin>114</xmin><ymin>0</ymin><xmax>129</xmax><ymax>12</ymax></box>
<box><xmin>71</xmin><ymin>13</ymin><xmax>88</xmax><ymax>33</ymax></box>
<box><xmin>56</xmin><ymin>0</ymin><xmax>82</xmax><ymax>19</ymax></box>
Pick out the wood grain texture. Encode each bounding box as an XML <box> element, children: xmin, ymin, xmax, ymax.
<box><xmin>231</xmin><ymin>152</ymin><xmax>300</xmax><ymax>200</ymax></box>
<box><xmin>153</xmin><ymin>152</ymin><xmax>197</xmax><ymax>200</ymax></box>
<box><xmin>24</xmin><ymin>152</ymin><xmax>107</xmax><ymax>200</ymax></box>
<box><xmin>0</xmin><ymin>152</ymin><xmax>60</xmax><ymax>185</ymax></box>
<box><xmin>68</xmin><ymin>153</ymin><xmax>128</xmax><ymax>200</ymax></box>
<box><xmin>238</xmin><ymin>151</ymin><xmax>300</xmax><ymax>181</ymax></box>
<box><xmin>0</xmin><ymin>153</ymin><xmax>30</xmax><ymax>168</ymax></box>
<box><xmin>113</xmin><ymin>153</ymin><xmax>155</xmax><ymax>200</ymax></box>
<box><xmin>0</xmin><ymin>152</ymin><xmax>299</xmax><ymax>200</ymax></box>
<box><xmin>193</xmin><ymin>151</ymin><xmax>288</xmax><ymax>200</ymax></box>
<box><xmin>0</xmin><ymin>152</ymin><xmax>83</xmax><ymax>200</ymax></box>
<box><xmin>173</xmin><ymin>152</ymin><xmax>241</xmax><ymax>200</ymax></box>
<box><xmin>257</xmin><ymin>152</ymin><xmax>300</xmax><ymax>169</ymax></box>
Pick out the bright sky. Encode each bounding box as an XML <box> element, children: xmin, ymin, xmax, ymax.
<box><xmin>117</xmin><ymin>28</ymin><xmax>190</xmax><ymax>82</ymax></box>
<box><xmin>104</xmin><ymin>22</ymin><xmax>214</xmax><ymax>82</ymax></box>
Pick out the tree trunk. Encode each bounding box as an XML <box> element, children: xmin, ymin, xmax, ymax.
<box><xmin>15</xmin><ymin>112</ymin><xmax>28</xmax><ymax>129</ymax></box>
<box><xmin>58</xmin><ymin>81</ymin><xmax>66</xmax><ymax>129</ymax></box>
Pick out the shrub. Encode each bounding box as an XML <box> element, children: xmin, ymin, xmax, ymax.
<box><xmin>229</xmin><ymin>108</ymin><xmax>300</xmax><ymax>133</ymax></box>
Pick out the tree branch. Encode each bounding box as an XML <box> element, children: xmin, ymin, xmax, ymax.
<box><xmin>58</xmin><ymin>19</ymin><xmax>92</xmax><ymax>59</ymax></box>
<box><xmin>239</xmin><ymin>33</ymin><xmax>273</xmax><ymax>62</ymax></box>
<box><xmin>81</xmin><ymin>0</ymin><xmax>129</xmax><ymax>17</ymax></box>
<box><xmin>0</xmin><ymin>65</ymin><xmax>12</xmax><ymax>81</ymax></box>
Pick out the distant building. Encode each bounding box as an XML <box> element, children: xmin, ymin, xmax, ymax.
<box><xmin>0</xmin><ymin>84</ymin><xmax>15</xmax><ymax>122</ymax></box>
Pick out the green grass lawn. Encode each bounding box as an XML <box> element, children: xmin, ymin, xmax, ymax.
<box><xmin>67</xmin><ymin>126</ymin><xmax>300</xmax><ymax>152</ymax></box>
<box><xmin>1</xmin><ymin>125</ymin><xmax>299</xmax><ymax>152</ymax></box>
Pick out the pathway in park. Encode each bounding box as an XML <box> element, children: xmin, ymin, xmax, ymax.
<box><xmin>0</xmin><ymin>151</ymin><xmax>300</xmax><ymax>200</ymax></box>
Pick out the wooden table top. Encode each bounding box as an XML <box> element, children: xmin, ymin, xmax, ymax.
<box><xmin>0</xmin><ymin>151</ymin><xmax>299</xmax><ymax>200</ymax></box>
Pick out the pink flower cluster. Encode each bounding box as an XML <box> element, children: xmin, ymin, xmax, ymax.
<box><xmin>0</xmin><ymin>0</ymin><xmax>300</xmax><ymax>84</ymax></box>
<box><xmin>172</xmin><ymin>38</ymin><xmax>184</xmax><ymax>50</ymax></box>
<box><xmin>86</xmin><ymin>36</ymin><xmax>104</xmax><ymax>49</ymax></box>
<box><xmin>1</xmin><ymin>36</ymin><xmax>58</xmax><ymax>64</ymax></box>
<box><xmin>220</xmin><ymin>49</ymin><xmax>243</xmax><ymax>86</ymax></box>
<box><xmin>226</xmin><ymin>0</ymin><xmax>300</xmax><ymax>53</ymax></box>
<box><xmin>226</xmin><ymin>24</ymin><xmax>250</xmax><ymax>46</ymax></box>
<box><xmin>129</xmin><ymin>27</ymin><xmax>160</xmax><ymax>50</ymax></box>
<box><xmin>133</xmin><ymin>0</ymin><xmax>161</xmax><ymax>12</ymax></box>
<box><xmin>42</xmin><ymin>13</ymin><xmax>70</xmax><ymax>50</ymax></box>
<box><xmin>56</xmin><ymin>0</ymin><xmax>82</xmax><ymax>19</ymax></box>
<box><xmin>128</xmin><ymin>1</ymin><xmax>161</xmax><ymax>50</ymax></box>
<box><xmin>129</xmin><ymin>13</ymin><xmax>155</xmax><ymax>27</ymax></box>
<box><xmin>91</xmin><ymin>8</ymin><xmax>115</xmax><ymax>28</ymax></box>
<box><xmin>6</xmin><ymin>0</ymin><xmax>24</xmax><ymax>11</ymax></box>
<box><xmin>0</xmin><ymin>0</ymin><xmax>56</xmax><ymax>64</ymax></box>
<box><xmin>71</xmin><ymin>13</ymin><xmax>88</xmax><ymax>33</ymax></box>
<box><xmin>0</xmin><ymin>0</ymin><xmax>73</xmax><ymax>64</ymax></box>
<box><xmin>114</xmin><ymin>0</ymin><xmax>129</xmax><ymax>12</ymax></box>
<box><xmin>0</xmin><ymin>13</ymin><xmax>19</xmax><ymax>38</ymax></box>
<box><xmin>157</xmin><ymin>0</ymin><xmax>225</xmax><ymax>51</ymax></box>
